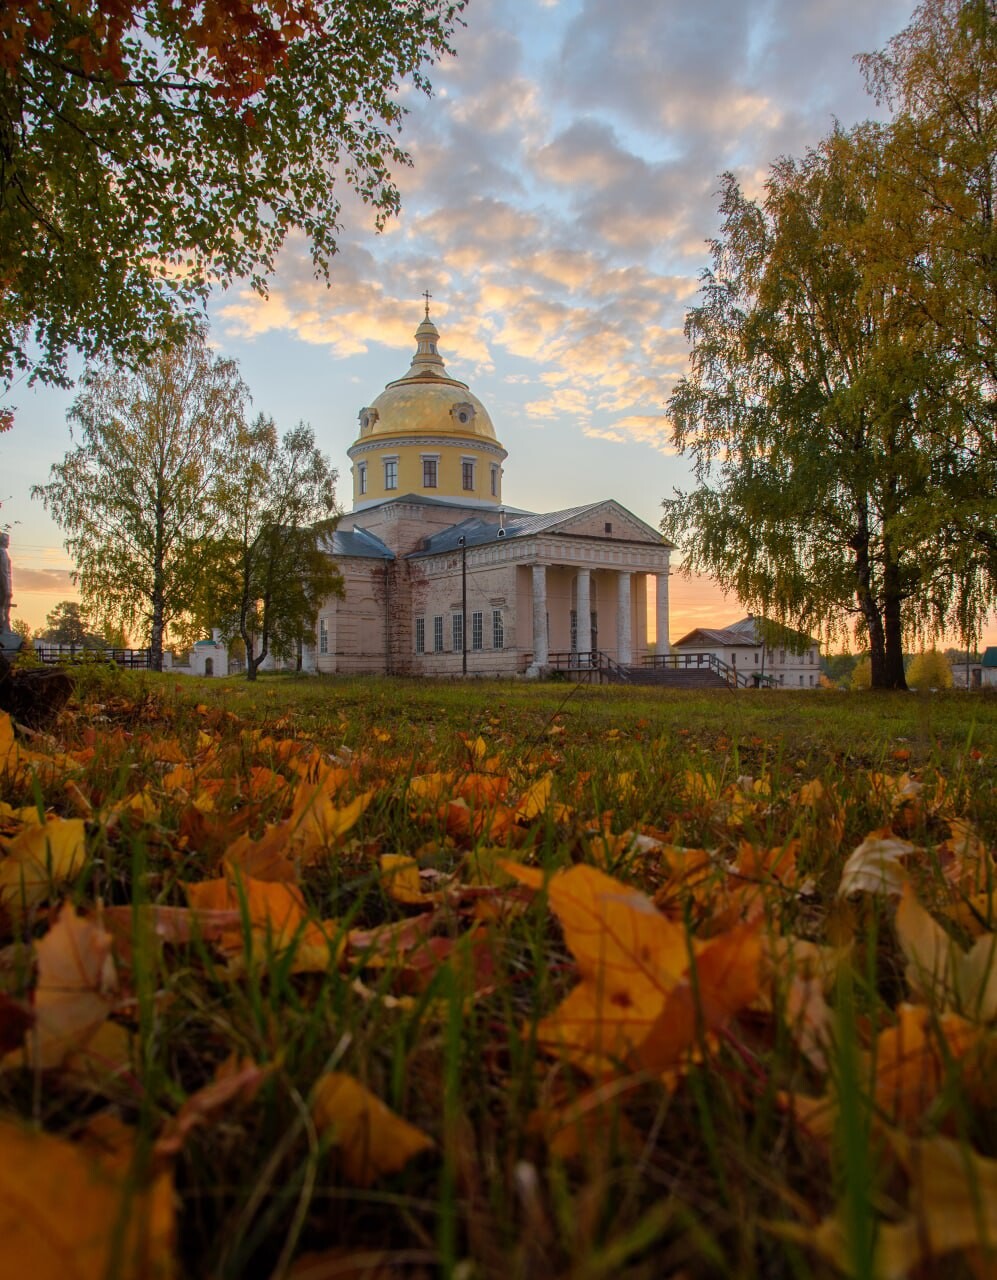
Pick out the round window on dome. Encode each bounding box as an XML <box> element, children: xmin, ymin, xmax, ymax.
<box><xmin>451</xmin><ymin>401</ymin><xmax>476</xmax><ymax>427</ymax></box>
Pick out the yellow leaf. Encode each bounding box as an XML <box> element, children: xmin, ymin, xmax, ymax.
<box><xmin>312</xmin><ymin>1072</ymin><xmax>433</xmax><ymax>1186</ymax></box>
<box><xmin>893</xmin><ymin>1131</ymin><xmax>997</xmax><ymax>1258</ymax></box>
<box><xmin>0</xmin><ymin>1118</ymin><xmax>175</xmax><ymax>1279</ymax></box>
<box><xmin>0</xmin><ymin>817</ymin><xmax>87</xmax><ymax>912</ymax></box>
<box><xmin>291</xmin><ymin>786</ymin><xmax>373</xmax><ymax>860</ymax></box>
<box><xmin>379</xmin><ymin>854</ymin><xmax>434</xmax><ymax>905</ymax></box>
<box><xmin>897</xmin><ymin>883</ymin><xmax>997</xmax><ymax>1021</ymax></box>
<box><xmin>0</xmin><ymin>711</ymin><xmax>19</xmax><ymax>774</ymax></box>
<box><xmin>516</xmin><ymin>772</ymin><xmax>552</xmax><ymax>819</ymax></box>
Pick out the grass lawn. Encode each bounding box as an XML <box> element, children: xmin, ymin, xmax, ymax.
<box><xmin>1</xmin><ymin>670</ymin><xmax>996</xmax><ymax>1278</ymax></box>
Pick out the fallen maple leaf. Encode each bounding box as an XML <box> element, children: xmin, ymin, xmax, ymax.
<box><xmin>872</xmin><ymin>1003</ymin><xmax>978</xmax><ymax>1126</ymax></box>
<box><xmin>290</xmin><ymin>785</ymin><xmax>373</xmax><ymax>861</ymax></box>
<box><xmin>896</xmin><ymin>883</ymin><xmax>997</xmax><ymax>1021</ymax></box>
<box><xmin>634</xmin><ymin>922</ymin><xmax>763</xmax><ymax>1072</ymax></box>
<box><xmin>154</xmin><ymin>1059</ymin><xmax>270</xmax><ymax>1158</ymax></box>
<box><xmin>379</xmin><ymin>854</ymin><xmax>439</xmax><ymax>905</ymax></box>
<box><xmin>837</xmin><ymin>830</ymin><xmax>915</xmax><ymax>897</ymax></box>
<box><xmin>0</xmin><ymin>816</ymin><xmax>87</xmax><ymax>913</ymax></box>
<box><xmin>0</xmin><ymin>1117</ymin><xmax>175</xmax><ymax>1278</ymax></box>
<box><xmin>26</xmin><ymin>902</ymin><xmax>118</xmax><ymax>1070</ymax></box>
<box><xmin>312</xmin><ymin>1072</ymin><xmax>433</xmax><ymax>1186</ymax></box>
<box><xmin>184</xmin><ymin>874</ymin><xmax>340</xmax><ymax>973</ymax></box>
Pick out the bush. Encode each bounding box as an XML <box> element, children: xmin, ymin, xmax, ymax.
<box><xmin>850</xmin><ymin>656</ymin><xmax>872</xmax><ymax>691</ymax></box>
<box><xmin>907</xmin><ymin>649</ymin><xmax>953</xmax><ymax>690</ymax></box>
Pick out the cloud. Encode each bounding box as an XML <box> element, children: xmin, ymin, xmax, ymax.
<box><xmin>14</xmin><ymin>568</ymin><xmax>77</xmax><ymax>593</ymax></box>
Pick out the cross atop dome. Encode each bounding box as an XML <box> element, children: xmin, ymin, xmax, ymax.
<box><xmin>422</xmin><ymin>289</ymin><xmax>432</xmax><ymax>319</ymax></box>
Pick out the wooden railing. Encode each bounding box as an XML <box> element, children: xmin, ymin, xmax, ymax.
<box><xmin>33</xmin><ymin>645</ymin><xmax>152</xmax><ymax>669</ymax></box>
<box><xmin>640</xmin><ymin>652</ymin><xmax>777</xmax><ymax>689</ymax></box>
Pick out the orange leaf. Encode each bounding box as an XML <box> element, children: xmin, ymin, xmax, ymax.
<box><xmin>29</xmin><ymin>903</ymin><xmax>117</xmax><ymax>1069</ymax></box>
<box><xmin>0</xmin><ymin>1118</ymin><xmax>175</xmax><ymax>1279</ymax></box>
<box><xmin>312</xmin><ymin>1072</ymin><xmax>433</xmax><ymax>1186</ymax></box>
<box><xmin>634</xmin><ymin>922</ymin><xmax>763</xmax><ymax>1072</ymax></box>
<box><xmin>873</xmin><ymin>1003</ymin><xmax>978</xmax><ymax>1126</ymax></box>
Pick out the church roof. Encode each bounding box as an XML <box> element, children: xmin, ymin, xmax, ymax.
<box><xmin>325</xmin><ymin>528</ymin><xmax>395</xmax><ymax>560</ymax></box>
<box><xmin>408</xmin><ymin>499</ymin><xmax>669</xmax><ymax>558</ymax></box>
<box><xmin>674</xmin><ymin>616</ymin><xmax>815</xmax><ymax>649</ymax></box>
<box><xmin>352</xmin><ymin>307</ymin><xmax>500</xmax><ymax>446</ymax></box>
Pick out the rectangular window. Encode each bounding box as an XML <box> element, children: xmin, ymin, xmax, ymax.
<box><xmin>490</xmin><ymin>465</ymin><xmax>499</xmax><ymax>497</ymax></box>
<box><xmin>471</xmin><ymin>611</ymin><xmax>483</xmax><ymax>650</ymax></box>
<box><xmin>779</xmin><ymin>649</ymin><xmax>786</xmax><ymax>664</ymax></box>
<box><xmin>358</xmin><ymin>462</ymin><xmax>367</xmax><ymax>495</ymax></box>
<box><xmin>753</xmin><ymin>651</ymin><xmax>758</xmax><ymax>664</ymax></box>
<box><xmin>433</xmin><ymin>616</ymin><xmax>444</xmax><ymax>653</ymax></box>
<box><xmin>462</xmin><ymin>459</ymin><xmax>475</xmax><ymax>491</ymax></box>
<box><xmin>452</xmin><ymin>612</ymin><xmax>464</xmax><ymax>653</ymax></box>
<box><xmin>384</xmin><ymin>458</ymin><xmax>398</xmax><ymax>490</ymax></box>
<box><xmin>799</xmin><ymin>674</ymin><xmax>804</xmax><ymax>686</ymax></box>
<box><xmin>319</xmin><ymin>618</ymin><xmax>328</xmax><ymax>655</ymax></box>
<box><xmin>570</xmin><ymin>609</ymin><xmax>577</xmax><ymax>652</ymax></box>
<box><xmin>492</xmin><ymin>610</ymin><xmax>504</xmax><ymax>650</ymax></box>
<box><xmin>423</xmin><ymin>458</ymin><xmax>438</xmax><ymax>488</ymax></box>
<box><xmin>415</xmin><ymin>617</ymin><xmax>425</xmax><ymax>654</ymax></box>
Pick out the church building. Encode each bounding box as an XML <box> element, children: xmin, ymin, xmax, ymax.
<box><xmin>312</xmin><ymin>305</ymin><xmax>673</xmax><ymax>677</ymax></box>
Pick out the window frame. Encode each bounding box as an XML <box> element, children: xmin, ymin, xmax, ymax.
<box><xmin>415</xmin><ymin>617</ymin><xmax>425</xmax><ymax>654</ymax></box>
<box><xmin>383</xmin><ymin>456</ymin><xmax>398</xmax><ymax>490</ymax></box>
<box><xmin>451</xmin><ymin>612</ymin><xmax>464</xmax><ymax>653</ymax></box>
<box><xmin>492</xmin><ymin>609</ymin><xmax>504</xmax><ymax>650</ymax></box>
<box><xmin>432</xmin><ymin>615</ymin><xmax>444</xmax><ymax>653</ymax></box>
<box><xmin>422</xmin><ymin>454</ymin><xmax>439</xmax><ymax>489</ymax></box>
<box><xmin>471</xmin><ymin>611</ymin><xmax>483</xmax><ymax>651</ymax></box>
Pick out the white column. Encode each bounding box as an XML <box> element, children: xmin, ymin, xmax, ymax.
<box><xmin>576</xmin><ymin>568</ymin><xmax>591</xmax><ymax>663</ymax></box>
<box><xmin>617</xmin><ymin>571</ymin><xmax>632</xmax><ymax>666</ymax></box>
<box><xmin>656</xmin><ymin>571</ymin><xmax>671</xmax><ymax>655</ymax></box>
<box><xmin>531</xmin><ymin>564</ymin><xmax>548</xmax><ymax>668</ymax></box>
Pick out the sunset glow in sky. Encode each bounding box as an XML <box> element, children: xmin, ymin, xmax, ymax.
<box><xmin>5</xmin><ymin>0</ymin><xmax>992</xmax><ymax>648</ymax></box>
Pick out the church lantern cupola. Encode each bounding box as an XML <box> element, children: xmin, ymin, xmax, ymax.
<box><xmin>346</xmin><ymin>300</ymin><xmax>507</xmax><ymax>511</ymax></box>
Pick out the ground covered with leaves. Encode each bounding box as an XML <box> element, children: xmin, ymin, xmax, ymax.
<box><xmin>1</xmin><ymin>670</ymin><xmax>996</xmax><ymax>1279</ymax></box>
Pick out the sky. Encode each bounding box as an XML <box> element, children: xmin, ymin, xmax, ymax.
<box><xmin>5</xmin><ymin>0</ymin><xmax>991</xmax><ymax>649</ymax></box>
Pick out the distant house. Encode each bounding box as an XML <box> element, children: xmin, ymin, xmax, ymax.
<box><xmin>981</xmin><ymin>647</ymin><xmax>997</xmax><ymax>689</ymax></box>
<box><xmin>671</xmin><ymin>616</ymin><xmax>822</xmax><ymax>689</ymax></box>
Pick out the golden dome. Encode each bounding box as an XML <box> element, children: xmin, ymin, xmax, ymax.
<box><xmin>355</xmin><ymin>312</ymin><xmax>498</xmax><ymax>443</ymax></box>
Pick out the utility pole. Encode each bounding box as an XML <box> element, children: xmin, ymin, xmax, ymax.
<box><xmin>460</xmin><ymin>535</ymin><xmax>468</xmax><ymax>675</ymax></box>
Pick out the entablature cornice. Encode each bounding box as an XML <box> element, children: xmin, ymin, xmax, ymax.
<box><xmin>348</xmin><ymin>435</ymin><xmax>508</xmax><ymax>461</ymax></box>
<box><xmin>412</xmin><ymin>534</ymin><xmax>671</xmax><ymax>577</ymax></box>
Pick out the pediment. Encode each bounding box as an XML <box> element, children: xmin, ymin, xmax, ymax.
<box><xmin>542</xmin><ymin>500</ymin><xmax>668</xmax><ymax>546</ymax></box>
